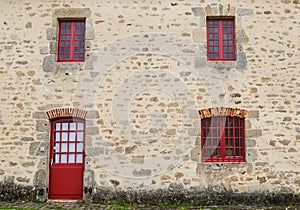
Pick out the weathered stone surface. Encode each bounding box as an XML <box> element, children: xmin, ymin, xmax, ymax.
<box><xmin>42</xmin><ymin>55</ymin><xmax>56</xmax><ymax>72</ymax></box>
<box><xmin>246</xmin><ymin>129</ymin><xmax>262</xmax><ymax>138</ymax></box>
<box><xmin>237</xmin><ymin>8</ymin><xmax>253</xmax><ymax>16</ymax></box>
<box><xmin>35</xmin><ymin>120</ymin><xmax>49</xmax><ymax>132</ymax></box>
<box><xmin>191</xmin><ymin>7</ymin><xmax>205</xmax><ymax>16</ymax></box>
<box><xmin>46</xmin><ymin>28</ymin><xmax>56</xmax><ymax>40</ymax></box>
<box><xmin>0</xmin><ymin>0</ymin><xmax>299</xmax><ymax>199</ymax></box>
<box><xmin>53</xmin><ymin>8</ymin><xmax>91</xmax><ymax>18</ymax></box>
<box><xmin>237</xmin><ymin>52</ymin><xmax>247</xmax><ymax>69</ymax></box>
<box><xmin>90</xmin><ymin>187</ymin><xmax>300</xmax><ymax>206</ymax></box>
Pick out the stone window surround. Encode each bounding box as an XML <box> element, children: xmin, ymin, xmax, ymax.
<box><xmin>42</xmin><ymin>8</ymin><xmax>94</xmax><ymax>72</ymax></box>
<box><xmin>191</xmin><ymin>4</ymin><xmax>251</xmax><ymax>69</ymax></box>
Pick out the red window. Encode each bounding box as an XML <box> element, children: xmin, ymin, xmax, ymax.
<box><xmin>58</xmin><ymin>20</ymin><xmax>85</xmax><ymax>62</ymax></box>
<box><xmin>50</xmin><ymin>118</ymin><xmax>85</xmax><ymax>164</ymax></box>
<box><xmin>207</xmin><ymin>18</ymin><xmax>235</xmax><ymax>60</ymax></box>
<box><xmin>201</xmin><ymin>116</ymin><xmax>245</xmax><ymax>162</ymax></box>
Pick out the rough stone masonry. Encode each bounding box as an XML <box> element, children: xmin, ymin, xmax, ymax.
<box><xmin>0</xmin><ymin>0</ymin><xmax>299</xmax><ymax>205</ymax></box>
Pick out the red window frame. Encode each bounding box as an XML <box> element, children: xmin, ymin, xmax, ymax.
<box><xmin>58</xmin><ymin>20</ymin><xmax>86</xmax><ymax>62</ymax></box>
<box><xmin>207</xmin><ymin>18</ymin><xmax>235</xmax><ymax>60</ymax></box>
<box><xmin>201</xmin><ymin>116</ymin><xmax>245</xmax><ymax>162</ymax></box>
<box><xmin>50</xmin><ymin>118</ymin><xmax>85</xmax><ymax>165</ymax></box>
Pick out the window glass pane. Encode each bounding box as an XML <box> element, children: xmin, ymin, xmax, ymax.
<box><xmin>236</xmin><ymin>148</ymin><xmax>240</xmax><ymax>156</ymax></box>
<box><xmin>62</xmin><ymin>132</ymin><xmax>68</xmax><ymax>141</ymax></box>
<box><xmin>214</xmin><ymin>28</ymin><xmax>218</xmax><ymax>33</ymax></box>
<box><xmin>214</xmin><ymin>47</ymin><xmax>219</xmax><ymax>52</ymax></box>
<box><xmin>74</xmin><ymin>54</ymin><xmax>79</xmax><ymax>59</ymax></box>
<box><xmin>66</xmin><ymin>42</ymin><xmax>70</xmax><ymax>46</ymax></box>
<box><xmin>70</xmin><ymin>122</ymin><xmax>76</xmax><ymax>130</ymax></box>
<box><xmin>60</xmin><ymin>54</ymin><xmax>65</xmax><ymax>59</ymax></box>
<box><xmin>80</xmin><ymin>41</ymin><xmax>85</xmax><ymax>46</ymax></box>
<box><xmin>69</xmin><ymin>154</ymin><xmax>75</xmax><ymax>163</ymax></box>
<box><xmin>55</xmin><ymin>123</ymin><xmax>61</xmax><ymax>130</ymax></box>
<box><xmin>77</xmin><ymin>143</ymin><xmax>83</xmax><ymax>152</ymax></box>
<box><xmin>235</xmin><ymin>129</ymin><xmax>239</xmax><ymax>137</ymax></box>
<box><xmin>70</xmin><ymin>132</ymin><xmax>76</xmax><ymax>141</ymax></box>
<box><xmin>77</xmin><ymin>132</ymin><xmax>83</xmax><ymax>141</ymax></box>
<box><xmin>80</xmin><ymin>35</ymin><xmax>85</xmax><ymax>40</ymax></box>
<box><xmin>75</xmin><ymin>47</ymin><xmax>79</xmax><ymax>52</ymax></box>
<box><xmin>80</xmin><ymin>48</ymin><xmax>84</xmax><ymax>52</ymax></box>
<box><xmin>69</xmin><ymin>143</ymin><xmax>76</xmax><ymax>152</ymax></box>
<box><xmin>55</xmin><ymin>132</ymin><xmax>60</xmax><ymax>141</ymax></box>
<box><xmin>78</xmin><ymin>123</ymin><xmax>84</xmax><ymax>130</ymax></box>
<box><xmin>80</xmin><ymin>54</ymin><xmax>84</xmax><ymax>59</ymax></box>
<box><xmin>60</xmin><ymin>48</ymin><xmax>65</xmax><ymax>53</ymax></box>
<box><xmin>76</xmin><ymin>154</ymin><xmax>83</xmax><ymax>163</ymax></box>
<box><xmin>62</xmin><ymin>123</ymin><xmax>68</xmax><ymax>130</ymax></box>
<box><xmin>54</xmin><ymin>143</ymin><xmax>60</xmax><ymax>152</ymax></box>
<box><xmin>213</xmin><ymin>22</ymin><xmax>218</xmax><ymax>26</ymax></box>
<box><xmin>228</xmin><ymin>34</ymin><xmax>232</xmax><ymax>39</ymax></box>
<box><xmin>66</xmin><ymin>54</ymin><xmax>70</xmax><ymax>59</ymax></box>
<box><xmin>54</xmin><ymin>154</ymin><xmax>60</xmax><ymax>163</ymax></box>
<box><xmin>61</xmin><ymin>143</ymin><xmax>68</xmax><ymax>152</ymax></box>
<box><xmin>66</xmin><ymin>48</ymin><xmax>70</xmax><ymax>52</ymax></box>
<box><xmin>61</xmin><ymin>154</ymin><xmax>67</xmax><ymax>163</ymax></box>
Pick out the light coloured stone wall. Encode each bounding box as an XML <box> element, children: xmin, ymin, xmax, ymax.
<box><xmin>0</xmin><ymin>0</ymin><xmax>299</xmax><ymax>200</ymax></box>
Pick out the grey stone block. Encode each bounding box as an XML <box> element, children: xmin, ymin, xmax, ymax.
<box><xmin>237</xmin><ymin>9</ymin><xmax>253</xmax><ymax>16</ymax></box>
<box><xmin>42</xmin><ymin>55</ymin><xmax>56</xmax><ymax>72</ymax></box>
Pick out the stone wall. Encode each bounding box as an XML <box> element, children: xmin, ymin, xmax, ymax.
<box><xmin>0</xmin><ymin>0</ymin><xmax>299</xmax><ymax>202</ymax></box>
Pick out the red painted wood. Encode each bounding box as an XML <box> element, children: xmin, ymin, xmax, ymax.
<box><xmin>201</xmin><ymin>116</ymin><xmax>245</xmax><ymax>162</ymax></box>
<box><xmin>48</xmin><ymin>118</ymin><xmax>85</xmax><ymax>200</ymax></box>
<box><xmin>207</xmin><ymin>19</ymin><xmax>235</xmax><ymax>61</ymax></box>
<box><xmin>58</xmin><ymin>20</ymin><xmax>85</xmax><ymax>62</ymax></box>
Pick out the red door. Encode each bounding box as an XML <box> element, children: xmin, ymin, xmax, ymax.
<box><xmin>49</xmin><ymin>118</ymin><xmax>85</xmax><ymax>199</ymax></box>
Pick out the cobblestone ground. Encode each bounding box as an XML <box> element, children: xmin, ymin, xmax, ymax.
<box><xmin>0</xmin><ymin>201</ymin><xmax>299</xmax><ymax>210</ymax></box>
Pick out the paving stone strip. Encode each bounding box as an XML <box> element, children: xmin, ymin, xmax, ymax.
<box><xmin>0</xmin><ymin>201</ymin><xmax>298</xmax><ymax>210</ymax></box>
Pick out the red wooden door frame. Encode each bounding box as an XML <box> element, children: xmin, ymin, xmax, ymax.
<box><xmin>48</xmin><ymin>118</ymin><xmax>85</xmax><ymax>200</ymax></box>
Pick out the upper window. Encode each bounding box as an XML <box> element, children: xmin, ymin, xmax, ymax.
<box><xmin>58</xmin><ymin>20</ymin><xmax>86</xmax><ymax>62</ymax></box>
<box><xmin>201</xmin><ymin>116</ymin><xmax>245</xmax><ymax>162</ymax></box>
<box><xmin>207</xmin><ymin>18</ymin><xmax>235</xmax><ymax>60</ymax></box>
